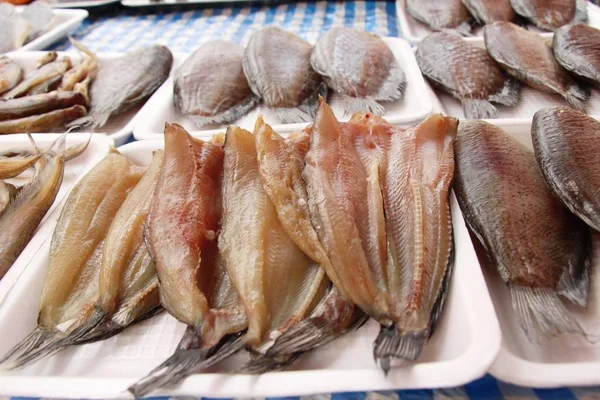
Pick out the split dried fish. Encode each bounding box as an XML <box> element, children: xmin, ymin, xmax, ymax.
<box><xmin>416</xmin><ymin>32</ymin><xmax>519</xmax><ymax>119</ymax></box>
<box><xmin>0</xmin><ymin>91</ymin><xmax>87</xmax><ymax>122</ymax></box>
<box><xmin>310</xmin><ymin>27</ymin><xmax>405</xmax><ymax>115</ymax></box>
<box><xmin>484</xmin><ymin>22</ymin><xmax>589</xmax><ymax>111</ymax></box>
<box><xmin>0</xmin><ymin>105</ymin><xmax>87</xmax><ymax>134</ymax></box>
<box><xmin>553</xmin><ymin>24</ymin><xmax>600</xmax><ymax>87</ymax></box>
<box><xmin>461</xmin><ymin>0</ymin><xmax>516</xmax><ymax>23</ymax></box>
<box><xmin>0</xmin><ymin>3</ymin><xmax>30</xmax><ymax>54</ymax></box>
<box><xmin>243</xmin><ymin>26</ymin><xmax>326</xmax><ymax>123</ymax></box>
<box><xmin>0</xmin><ymin>181</ymin><xmax>17</xmax><ymax>216</ymax></box>
<box><xmin>21</xmin><ymin>0</ymin><xmax>54</xmax><ymax>43</ymax></box>
<box><xmin>174</xmin><ymin>41</ymin><xmax>258</xmax><ymax>127</ymax></box>
<box><xmin>509</xmin><ymin>0</ymin><xmax>587</xmax><ymax>31</ymax></box>
<box><xmin>68</xmin><ymin>45</ymin><xmax>172</xmax><ymax>129</ymax></box>
<box><xmin>3</xmin><ymin>58</ymin><xmax>72</xmax><ymax>100</ymax></box>
<box><xmin>454</xmin><ymin>119</ymin><xmax>591</xmax><ymax>340</ymax></box>
<box><xmin>0</xmin><ymin>56</ymin><xmax>23</xmax><ymax>95</ymax></box>
<box><xmin>532</xmin><ymin>107</ymin><xmax>600</xmax><ymax>232</ymax></box>
<box><xmin>406</xmin><ymin>0</ymin><xmax>472</xmax><ymax>35</ymax></box>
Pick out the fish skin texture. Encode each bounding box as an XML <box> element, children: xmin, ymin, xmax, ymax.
<box><xmin>509</xmin><ymin>0</ymin><xmax>587</xmax><ymax>31</ymax></box>
<box><xmin>553</xmin><ymin>24</ymin><xmax>600</xmax><ymax>87</ymax></box>
<box><xmin>0</xmin><ymin>56</ymin><xmax>23</xmax><ymax>95</ymax></box>
<box><xmin>406</xmin><ymin>0</ymin><xmax>472</xmax><ymax>35</ymax></box>
<box><xmin>461</xmin><ymin>0</ymin><xmax>515</xmax><ymax>24</ymax></box>
<box><xmin>0</xmin><ymin>91</ymin><xmax>87</xmax><ymax>122</ymax></box>
<box><xmin>416</xmin><ymin>32</ymin><xmax>519</xmax><ymax>119</ymax></box>
<box><xmin>0</xmin><ymin>105</ymin><xmax>87</xmax><ymax>134</ymax></box>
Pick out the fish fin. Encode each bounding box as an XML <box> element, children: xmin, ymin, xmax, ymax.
<box><xmin>243</xmin><ymin>352</ymin><xmax>300</xmax><ymax>374</ymax></box>
<box><xmin>265</xmin><ymin>317</ymin><xmax>339</xmax><ymax>356</ymax></box>
<box><xmin>510</xmin><ymin>285</ymin><xmax>587</xmax><ymax>342</ymax></box>
<box><xmin>461</xmin><ymin>99</ymin><xmax>499</xmax><ymax>119</ymax></box>
<box><xmin>128</xmin><ymin>329</ymin><xmax>246</xmax><ymax>398</ymax></box>
<box><xmin>575</xmin><ymin>0</ymin><xmax>589</xmax><ymax>24</ymax></box>
<box><xmin>488</xmin><ymin>78</ymin><xmax>520</xmax><ymax>107</ymax></box>
<box><xmin>0</xmin><ymin>328</ymin><xmax>53</xmax><ymax>366</ymax></box>
<box><xmin>428</xmin><ymin>233</ymin><xmax>454</xmax><ymax>338</ymax></box>
<box><xmin>26</xmin><ymin>133</ymin><xmax>41</xmax><ymax>155</ymax></box>
<box><xmin>373</xmin><ymin>325</ymin><xmax>425</xmax><ymax>373</ymax></box>
<box><xmin>374</xmin><ymin>62</ymin><xmax>406</xmax><ymax>103</ymax></box>
<box><xmin>563</xmin><ymin>84</ymin><xmax>590</xmax><ymax>112</ymax></box>
<box><xmin>340</xmin><ymin>95</ymin><xmax>386</xmax><ymax>116</ymax></box>
<box><xmin>453</xmin><ymin>21</ymin><xmax>473</xmax><ymax>37</ymax></box>
<box><xmin>270</xmin><ymin>82</ymin><xmax>328</xmax><ymax>124</ymax></box>
<box><xmin>557</xmin><ymin>235</ymin><xmax>592</xmax><ymax>308</ymax></box>
<box><xmin>187</xmin><ymin>95</ymin><xmax>259</xmax><ymax>128</ymax></box>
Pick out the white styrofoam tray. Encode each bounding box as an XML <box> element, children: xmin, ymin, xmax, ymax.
<box><xmin>16</xmin><ymin>8</ymin><xmax>88</xmax><ymax>52</ymax></box>
<box><xmin>122</xmin><ymin>0</ymin><xmax>247</xmax><ymax>6</ymax></box>
<box><xmin>0</xmin><ymin>133</ymin><xmax>112</xmax><ymax>306</ymax></box>
<box><xmin>397</xmin><ymin>0</ymin><xmax>600</xmax><ymax>44</ymax></box>
<box><xmin>133</xmin><ymin>38</ymin><xmax>433</xmax><ymax>140</ymax></box>
<box><xmin>0</xmin><ymin>139</ymin><xmax>501</xmax><ymax>399</ymax></box>
<box><xmin>48</xmin><ymin>0</ymin><xmax>118</xmax><ymax>9</ymax></box>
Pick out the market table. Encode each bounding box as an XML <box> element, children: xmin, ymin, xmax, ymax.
<box><xmin>3</xmin><ymin>1</ymin><xmax>600</xmax><ymax>399</ymax></box>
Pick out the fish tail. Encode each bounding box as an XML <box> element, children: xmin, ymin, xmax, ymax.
<box><xmin>0</xmin><ymin>328</ymin><xmax>53</xmax><ymax>366</ymax></box>
<box><xmin>270</xmin><ymin>82</ymin><xmax>328</xmax><ymax>124</ymax></box>
<box><xmin>488</xmin><ymin>78</ymin><xmax>520</xmax><ymax>107</ymax></box>
<box><xmin>243</xmin><ymin>352</ymin><xmax>300</xmax><ymax>374</ymax></box>
<box><xmin>461</xmin><ymin>99</ymin><xmax>499</xmax><ymax>119</ymax></box>
<box><xmin>510</xmin><ymin>285</ymin><xmax>589</xmax><ymax>342</ymax></box>
<box><xmin>340</xmin><ymin>95</ymin><xmax>386</xmax><ymax>116</ymax></box>
<box><xmin>375</xmin><ymin>62</ymin><xmax>406</xmax><ymax>103</ymax></box>
<box><xmin>373</xmin><ymin>325</ymin><xmax>425</xmax><ymax>374</ymax></box>
<box><xmin>128</xmin><ymin>329</ymin><xmax>246</xmax><ymax>398</ymax></box>
<box><xmin>563</xmin><ymin>85</ymin><xmax>590</xmax><ymax>112</ymax></box>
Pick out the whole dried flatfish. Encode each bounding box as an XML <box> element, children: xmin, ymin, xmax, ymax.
<box><xmin>532</xmin><ymin>107</ymin><xmax>600</xmax><ymax>232</ymax></box>
<box><xmin>416</xmin><ymin>32</ymin><xmax>519</xmax><ymax>119</ymax></box>
<box><xmin>0</xmin><ymin>139</ymin><xmax>65</xmax><ymax>281</ymax></box>
<box><xmin>484</xmin><ymin>22</ymin><xmax>589</xmax><ymax>111</ymax></box>
<box><xmin>0</xmin><ymin>91</ymin><xmax>87</xmax><ymax>122</ymax></box>
<box><xmin>0</xmin><ymin>149</ymin><xmax>144</xmax><ymax>368</ymax></box>
<box><xmin>461</xmin><ymin>0</ymin><xmax>515</xmax><ymax>23</ymax></box>
<box><xmin>455</xmin><ymin>120</ymin><xmax>591</xmax><ymax>340</ymax></box>
<box><xmin>3</xmin><ymin>58</ymin><xmax>72</xmax><ymax>100</ymax></box>
<box><xmin>174</xmin><ymin>41</ymin><xmax>258</xmax><ymax>127</ymax></box>
<box><xmin>406</xmin><ymin>0</ymin><xmax>472</xmax><ymax>35</ymax></box>
<box><xmin>0</xmin><ymin>105</ymin><xmax>87</xmax><ymax>134</ymax></box>
<box><xmin>553</xmin><ymin>24</ymin><xmax>600</xmax><ymax>87</ymax></box>
<box><xmin>68</xmin><ymin>46</ymin><xmax>172</xmax><ymax>129</ymax></box>
<box><xmin>21</xmin><ymin>0</ymin><xmax>54</xmax><ymax>43</ymax></box>
<box><xmin>243</xmin><ymin>27</ymin><xmax>326</xmax><ymax>123</ymax></box>
<box><xmin>0</xmin><ymin>56</ymin><xmax>23</xmax><ymax>95</ymax></box>
<box><xmin>310</xmin><ymin>27</ymin><xmax>405</xmax><ymax>115</ymax></box>
<box><xmin>510</xmin><ymin>0</ymin><xmax>587</xmax><ymax>31</ymax></box>
<box><xmin>0</xmin><ymin>181</ymin><xmax>17</xmax><ymax>215</ymax></box>
<box><xmin>0</xmin><ymin>3</ymin><xmax>30</xmax><ymax>54</ymax></box>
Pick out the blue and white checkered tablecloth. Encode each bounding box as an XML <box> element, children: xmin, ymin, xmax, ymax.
<box><xmin>3</xmin><ymin>1</ymin><xmax>598</xmax><ymax>399</ymax></box>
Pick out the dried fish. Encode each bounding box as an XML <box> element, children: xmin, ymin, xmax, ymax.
<box><xmin>406</xmin><ymin>0</ymin><xmax>472</xmax><ymax>35</ymax></box>
<box><xmin>0</xmin><ymin>181</ymin><xmax>17</xmax><ymax>215</ymax></box>
<box><xmin>0</xmin><ymin>105</ymin><xmax>87</xmax><ymax>134</ymax></box>
<box><xmin>59</xmin><ymin>39</ymin><xmax>98</xmax><ymax>92</ymax></box>
<box><xmin>21</xmin><ymin>0</ymin><xmax>55</xmax><ymax>43</ymax></box>
<box><xmin>243</xmin><ymin>27</ymin><xmax>326</xmax><ymax>123</ymax></box>
<box><xmin>0</xmin><ymin>153</ymin><xmax>41</xmax><ymax>179</ymax></box>
<box><xmin>455</xmin><ymin>119</ymin><xmax>591</xmax><ymax>340</ymax></box>
<box><xmin>532</xmin><ymin>107</ymin><xmax>600</xmax><ymax>232</ymax></box>
<box><xmin>0</xmin><ymin>3</ymin><xmax>30</xmax><ymax>54</ymax></box>
<box><xmin>310</xmin><ymin>27</ymin><xmax>405</xmax><ymax>115</ymax></box>
<box><xmin>68</xmin><ymin>45</ymin><xmax>172</xmax><ymax>129</ymax></box>
<box><xmin>509</xmin><ymin>0</ymin><xmax>587</xmax><ymax>31</ymax></box>
<box><xmin>484</xmin><ymin>22</ymin><xmax>589</xmax><ymax>111</ymax></box>
<box><xmin>461</xmin><ymin>0</ymin><xmax>516</xmax><ymax>23</ymax></box>
<box><xmin>553</xmin><ymin>24</ymin><xmax>600</xmax><ymax>87</ymax></box>
<box><xmin>35</xmin><ymin>51</ymin><xmax>57</xmax><ymax>69</ymax></box>
<box><xmin>174</xmin><ymin>41</ymin><xmax>258</xmax><ymax>127</ymax></box>
<box><xmin>0</xmin><ymin>56</ymin><xmax>23</xmax><ymax>95</ymax></box>
<box><xmin>0</xmin><ymin>91</ymin><xmax>87</xmax><ymax>122</ymax></box>
<box><xmin>27</xmin><ymin>75</ymin><xmax>61</xmax><ymax>96</ymax></box>
<box><xmin>3</xmin><ymin>58</ymin><xmax>72</xmax><ymax>100</ymax></box>
<box><xmin>416</xmin><ymin>32</ymin><xmax>519</xmax><ymax>119</ymax></box>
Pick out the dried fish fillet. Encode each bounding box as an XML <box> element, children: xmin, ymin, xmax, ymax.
<box><xmin>416</xmin><ymin>32</ymin><xmax>519</xmax><ymax>119</ymax></box>
<box><xmin>21</xmin><ymin>0</ymin><xmax>55</xmax><ymax>42</ymax></box>
<box><xmin>553</xmin><ymin>24</ymin><xmax>600</xmax><ymax>87</ymax></box>
<box><xmin>310</xmin><ymin>27</ymin><xmax>405</xmax><ymax>115</ymax></box>
<box><xmin>0</xmin><ymin>150</ymin><xmax>144</xmax><ymax>368</ymax></box>
<box><xmin>484</xmin><ymin>22</ymin><xmax>589</xmax><ymax>111</ymax></box>
<box><xmin>0</xmin><ymin>181</ymin><xmax>17</xmax><ymax>215</ymax></box>
<box><xmin>0</xmin><ymin>56</ymin><xmax>23</xmax><ymax>95</ymax></box>
<box><xmin>532</xmin><ymin>107</ymin><xmax>600</xmax><ymax>232</ymax></box>
<box><xmin>461</xmin><ymin>0</ymin><xmax>515</xmax><ymax>23</ymax></box>
<box><xmin>455</xmin><ymin>120</ymin><xmax>591</xmax><ymax>340</ymax></box>
<box><xmin>174</xmin><ymin>41</ymin><xmax>258</xmax><ymax>127</ymax></box>
<box><xmin>406</xmin><ymin>0</ymin><xmax>472</xmax><ymax>35</ymax></box>
<box><xmin>243</xmin><ymin>27</ymin><xmax>326</xmax><ymax>123</ymax></box>
<box><xmin>0</xmin><ymin>3</ymin><xmax>30</xmax><ymax>54</ymax></box>
<box><xmin>0</xmin><ymin>105</ymin><xmax>87</xmax><ymax>134</ymax></box>
<box><xmin>0</xmin><ymin>91</ymin><xmax>87</xmax><ymax>122</ymax></box>
<box><xmin>509</xmin><ymin>0</ymin><xmax>587</xmax><ymax>31</ymax></box>
<box><xmin>3</xmin><ymin>58</ymin><xmax>71</xmax><ymax>99</ymax></box>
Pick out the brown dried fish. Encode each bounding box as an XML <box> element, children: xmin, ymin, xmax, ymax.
<box><xmin>0</xmin><ymin>181</ymin><xmax>17</xmax><ymax>215</ymax></box>
<box><xmin>553</xmin><ymin>24</ymin><xmax>600</xmax><ymax>87</ymax></box>
<box><xmin>0</xmin><ymin>105</ymin><xmax>87</xmax><ymax>134</ymax></box>
<box><xmin>0</xmin><ymin>91</ymin><xmax>87</xmax><ymax>122</ymax></box>
<box><xmin>509</xmin><ymin>0</ymin><xmax>587</xmax><ymax>31</ymax></box>
<box><xmin>0</xmin><ymin>56</ymin><xmax>23</xmax><ymax>95</ymax></box>
<box><xmin>406</xmin><ymin>0</ymin><xmax>472</xmax><ymax>35</ymax></box>
<box><xmin>461</xmin><ymin>0</ymin><xmax>516</xmax><ymax>23</ymax></box>
<box><xmin>0</xmin><ymin>153</ymin><xmax>41</xmax><ymax>179</ymax></box>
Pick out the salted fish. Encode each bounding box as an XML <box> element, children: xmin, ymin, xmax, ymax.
<box><xmin>309</xmin><ymin>27</ymin><xmax>405</xmax><ymax>116</ymax></box>
<box><xmin>0</xmin><ymin>56</ymin><xmax>23</xmax><ymax>95</ymax></box>
<box><xmin>416</xmin><ymin>32</ymin><xmax>519</xmax><ymax>119</ymax></box>
<box><xmin>484</xmin><ymin>22</ymin><xmax>589</xmax><ymax>111</ymax></box>
<box><xmin>553</xmin><ymin>24</ymin><xmax>600</xmax><ymax>87</ymax></box>
<box><xmin>0</xmin><ymin>105</ymin><xmax>87</xmax><ymax>134</ymax></box>
<box><xmin>0</xmin><ymin>91</ymin><xmax>87</xmax><ymax>122</ymax></box>
<box><xmin>69</xmin><ymin>45</ymin><xmax>172</xmax><ymax>129</ymax></box>
<box><xmin>461</xmin><ymin>0</ymin><xmax>515</xmax><ymax>24</ymax></box>
<box><xmin>243</xmin><ymin>27</ymin><xmax>326</xmax><ymax>123</ymax></box>
<box><xmin>0</xmin><ymin>3</ymin><xmax>30</xmax><ymax>54</ymax></box>
<box><xmin>129</xmin><ymin>124</ymin><xmax>247</xmax><ymax>398</ymax></box>
<box><xmin>532</xmin><ymin>107</ymin><xmax>600</xmax><ymax>232</ymax></box>
<box><xmin>406</xmin><ymin>0</ymin><xmax>472</xmax><ymax>35</ymax></box>
<box><xmin>510</xmin><ymin>0</ymin><xmax>587</xmax><ymax>31</ymax></box>
<box><xmin>21</xmin><ymin>0</ymin><xmax>54</xmax><ymax>43</ymax></box>
<box><xmin>0</xmin><ymin>152</ymin><xmax>41</xmax><ymax>179</ymax></box>
<box><xmin>174</xmin><ymin>41</ymin><xmax>258</xmax><ymax>127</ymax></box>
<box><xmin>0</xmin><ymin>149</ymin><xmax>145</xmax><ymax>368</ymax></box>
<box><xmin>3</xmin><ymin>57</ymin><xmax>72</xmax><ymax>100</ymax></box>
<box><xmin>0</xmin><ymin>181</ymin><xmax>17</xmax><ymax>216</ymax></box>
<box><xmin>304</xmin><ymin>101</ymin><xmax>456</xmax><ymax>371</ymax></box>
<box><xmin>454</xmin><ymin>120</ymin><xmax>591</xmax><ymax>340</ymax></box>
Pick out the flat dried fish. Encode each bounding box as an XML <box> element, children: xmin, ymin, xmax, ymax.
<box><xmin>0</xmin><ymin>56</ymin><xmax>23</xmax><ymax>95</ymax></box>
<box><xmin>0</xmin><ymin>91</ymin><xmax>87</xmax><ymax>122</ymax></box>
<box><xmin>243</xmin><ymin>27</ymin><xmax>326</xmax><ymax>123</ymax></box>
<box><xmin>0</xmin><ymin>105</ymin><xmax>87</xmax><ymax>134</ymax></box>
<box><xmin>0</xmin><ymin>181</ymin><xmax>17</xmax><ymax>216</ymax></box>
<box><xmin>21</xmin><ymin>0</ymin><xmax>54</xmax><ymax>42</ymax></box>
<box><xmin>68</xmin><ymin>46</ymin><xmax>172</xmax><ymax>129</ymax></box>
<box><xmin>174</xmin><ymin>41</ymin><xmax>258</xmax><ymax>127</ymax></box>
<box><xmin>484</xmin><ymin>22</ymin><xmax>589</xmax><ymax>111</ymax></box>
<box><xmin>0</xmin><ymin>3</ymin><xmax>30</xmax><ymax>54</ymax></box>
<box><xmin>455</xmin><ymin>120</ymin><xmax>591</xmax><ymax>340</ymax></box>
<box><xmin>461</xmin><ymin>0</ymin><xmax>516</xmax><ymax>23</ymax></box>
<box><xmin>510</xmin><ymin>0</ymin><xmax>587</xmax><ymax>31</ymax></box>
<box><xmin>553</xmin><ymin>24</ymin><xmax>600</xmax><ymax>87</ymax></box>
<box><xmin>3</xmin><ymin>58</ymin><xmax>72</xmax><ymax>100</ymax></box>
<box><xmin>532</xmin><ymin>107</ymin><xmax>600</xmax><ymax>232</ymax></box>
<box><xmin>406</xmin><ymin>0</ymin><xmax>472</xmax><ymax>35</ymax></box>
<box><xmin>310</xmin><ymin>27</ymin><xmax>405</xmax><ymax>115</ymax></box>
<box><xmin>416</xmin><ymin>32</ymin><xmax>519</xmax><ymax>119</ymax></box>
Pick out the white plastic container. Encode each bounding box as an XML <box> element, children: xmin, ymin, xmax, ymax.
<box><xmin>0</xmin><ymin>139</ymin><xmax>500</xmax><ymax>399</ymax></box>
<box><xmin>18</xmin><ymin>8</ymin><xmax>88</xmax><ymax>51</ymax></box>
<box><xmin>0</xmin><ymin>133</ymin><xmax>112</xmax><ymax>306</ymax></box>
<box><xmin>133</xmin><ymin>38</ymin><xmax>433</xmax><ymax>140</ymax></box>
<box><xmin>49</xmin><ymin>0</ymin><xmax>118</xmax><ymax>8</ymax></box>
<box><xmin>397</xmin><ymin>0</ymin><xmax>600</xmax><ymax>44</ymax></box>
